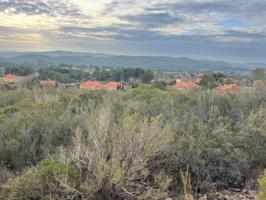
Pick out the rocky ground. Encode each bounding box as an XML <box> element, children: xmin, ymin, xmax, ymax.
<box><xmin>198</xmin><ymin>189</ymin><xmax>258</xmax><ymax>200</ymax></box>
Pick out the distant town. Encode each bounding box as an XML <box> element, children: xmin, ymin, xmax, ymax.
<box><xmin>0</xmin><ymin>64</ymin><xmax>265</xmax><ymax>94</ymax></box>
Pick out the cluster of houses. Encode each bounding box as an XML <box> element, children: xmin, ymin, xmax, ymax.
<box><xmin>0</xmin><ymin>74</ymin><xmax>57</xmax><ymax>87</ymax></box>
<box><xmin>214</xmin><ymin>84</ymin><xmax>243</xmax><ymax>93</ymax></box>
<box><xmin>173</xmin><ymin>80</ymin><xmax>244</xmax><ymax>93</ymax></box>
<box><xmin>0</xmin><ymin>74</ymin><xmax>127</xmax><ymax>91</ymax></box>
<box><xmin>172</xmin><ymin>74</ymin><xmax>265</xmax><ymax>94</ymax></box>
<box><xmin>173</xmin><ymin>79</ymin><xmax>245</xmax><ymax>94</ymax></box>
<box><xmin>0</xmin><ymin>73</ymin><xmax>265</xmax><ymax>94</ymax></box>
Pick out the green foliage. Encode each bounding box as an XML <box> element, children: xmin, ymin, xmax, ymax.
<box><xmin>0</xmin><ymin>79</ymin><xmax>265</xmax><ymax>198</ymax></box>
<box><xmin>38</xmin><ymin>159</ymin><xmax>79</xmax><ymax>192</ymax></box>
<box><xmin>1</xmin><ymin>103</ymin><xmax>172</xmax><ymax>199</ymax></box>
<box><xmin>92</xmin><ymin>67</ymin><xmax>154</xmax><ymax>83</ymax></box>
<box><xmin>153</xmin><ymin>80</ymin><xmax>168</xmax><ymax>90</ymax></box>
<box><xmin>241</xmin><ymin>109</ymin><xmax>266</xmax><ymax>166</ymax></box>
<box><xmin>251</xmin><ymin>67</ymin><xmax>266</xmax><ymax>80</ymax></box>
<box><xmin>1</xmin><ymin>160</ymin><xmax>79</xmax><ymax>200</ymax></box>
<box><xmin>5</xmin><ymin>66</ymin><xmax>35</xmax><ymax>76</ymax></box>
<box><xmin>0</xmin><ymin>95</ymin><xmax>79</xmax><ymax>170</ymax></box>
<box><xmin>199</xmin><ymin>74</ymin><xmax>217</xmax><ymax>88</ymax></box>
<box><xmin>63</xmin><ymin>107</ymin><xmax>172</xmax><ymax>199</ymax></box>
<box><xmin>1</xmin><ymin>168</ymin><xmax>44</xmax><ymax>200</ymax></box>
<box><xmin>140</xmin><ymin>69</ymin><xmax>154</xmax><ymax>83</ymax></box>
<box><xmin>259</xmin><ymin>170</ymin><xmax>266</xmax><ymax>200</ymax></box>
<box><xmin>161</xmin><ymin>89</ymin><xmax>266</xmax><ymax>190</ymax></box>
<box><xmin>39</xmin><ymin>67</ymin><xmax>92</xmax><ymax>83</ymax></box>
<box><xmin>213</xmin><ymin>72</ymin><xmax>226</xmax><ymax>81</ymax></box>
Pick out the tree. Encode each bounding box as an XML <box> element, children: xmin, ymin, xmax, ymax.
<box><xmin>153</xmin><ymin>80</ymin><xmax>167</xmax><ymax>90</ymax></box>
<box><xmin>5</xmin><ymin>66</ymin><xmax>34</xmax><ymax>76</ymax></box>
<box><xmin>199</xmin><ymin>74</ymin><xmax>216</xmax><ymax>88</ymax></box>
<box><xmin>213</xmin><ymin>72</ymin><xmax>225</xmax><ymax>81</ymax></box>
<box><xmin>251</xmin><ymin>67</ymin><xmax>266</xmax><ymax>80</ymax></box>
<box><xmin>140</xmin><ymin>69</ymin><xmax>154</xmax><ymax>83</ymax></box>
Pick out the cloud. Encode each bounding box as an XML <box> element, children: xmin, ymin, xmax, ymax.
<box><xmin>0</xmin><ymin>0</ymin><xmax>265</xmax><ymax>61</ymax></box>
<box><xmin>0</xmin><ymin>0</ymin><xmax>81</xmax><ymax>16</ymax></box>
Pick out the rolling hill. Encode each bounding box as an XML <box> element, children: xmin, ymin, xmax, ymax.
<box><xmin>0</xmin><ymin>51</ymin><xmax>265</xmax><ymax>72</ymax></box>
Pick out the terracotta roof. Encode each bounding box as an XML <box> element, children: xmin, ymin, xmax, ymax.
<box><xmin>174</xmin><ymin>81</ymin><xmax>201</xmax><ymax>89</ymax></box>
<box><xmin>40</xmin><ymin>80</ymin><xmax>57</xmax><ymax>86</ymax></box>
<box><xmin>214</xmin><ymin>84</ymin><xmax>243</xmax><ymax>94</ymax></box>
<box><xmin>95</xmin><ymin>84</ymin><xmax>112</xmax><ymax>90</ymax></box>
<box><xmin>3</xmin><ymin>74</ymin><xmax>18</xmax><ymax>81</ymax></box>
<box><xmin>80</xmin><ymin>81</ymin><xmax>102</xmax><ymax>89</ymax></box>
<box><xmin>80</xmin><ymin>80</ymin><xmax>112</xmax><ymax>90</ymax></box>
<box><xmin>80</xmin><ymin>80</ymin><xmax>127</xmax><ymax>91</ymax></box>
<box><xmin>105</xmin><ymin>81</ymin><xmax>121</xmax><ymax>89</ymax></box>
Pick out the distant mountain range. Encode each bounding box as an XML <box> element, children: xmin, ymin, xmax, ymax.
<box><xmin>0</xmin><ymin>51</ymin><xmax>265</xmax><ymax>72</ymax></box>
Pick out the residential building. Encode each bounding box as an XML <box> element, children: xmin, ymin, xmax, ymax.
<box><xmin>214</xmin><ymin>84</ymin><xmax>243</xmax><ymax>94</ymax></box>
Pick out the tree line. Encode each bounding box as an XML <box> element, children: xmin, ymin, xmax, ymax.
<box><xmin>3</xmin><ymin>66</ymin><xmax>155</xmax><ymax>84</ymax></box>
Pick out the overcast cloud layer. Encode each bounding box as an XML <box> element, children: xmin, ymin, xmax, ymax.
<box><xmin>0</xmin><ymin>0</ymin><xmax>265</xmax><ymax>62</ymax></box>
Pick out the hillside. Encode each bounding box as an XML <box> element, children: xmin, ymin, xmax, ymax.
<box><xmin>0</xmin><ymin>51</ymin><xmax>265</xmax><ymax>72</ymax></box>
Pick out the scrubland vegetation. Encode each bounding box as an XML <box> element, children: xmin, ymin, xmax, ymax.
<box><xmin>0</xmin><ymin>78</ymin><xmax>265</xmax><ymax>199</ymax></box>
<box><xmin>259</xmin><ymin>170</ymin><xmax>266</xmax><ymax>200</ymax></box>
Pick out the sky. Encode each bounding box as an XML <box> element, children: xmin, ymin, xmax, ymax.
<box><xmin>0</xmin><ymin>0</ymin><xmax>266</xmax><ymax>62</ymax></box>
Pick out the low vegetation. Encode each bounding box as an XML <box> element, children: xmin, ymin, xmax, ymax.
<box><xmin>0</xmin><ymin>68</ymin><xmax>265</xmax><ymax>199</ymax></box>
<box><xmin>259</xmin><ymin>170</ymin><xmax>266</xmax><ymax>200</ymax></box>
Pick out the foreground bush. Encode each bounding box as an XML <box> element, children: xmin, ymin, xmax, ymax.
<box><xmin>1</xmin><ymin>160</ymin><xmax>79</xmax><ymax>199</ymax></box>
<box><xmin>1</xmin><ymin>105</ymin><xmax>173</xmax><ymax>199</ymax></box>
<box><xmin>0</xmin><ymin>85</ymin><xmax>266</xmax><ymax>198</ymax></box>
<box><xmin>259</xmin><ymin>170</ymin><xmax>266</xmax><ymax>200</ymax></box>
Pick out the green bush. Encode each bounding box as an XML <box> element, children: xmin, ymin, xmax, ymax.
<box><xmin>1</xmin><ymin>168</ymin><xmax>43</xmax><ymax>199</ymax></box>
<box><xmin>259</xmin><ymin>170</ymin><xmax>266</xmax><ymax>200</ymax></box>
<box><xmin>0</xmin><ymin>80</ymin><xmax>266</xmax><ymax>198</ymax></box>
<box><xmin>1</xmin><ymin>160</ymin><xmax>79</xmax><ymax>200</ymax></box>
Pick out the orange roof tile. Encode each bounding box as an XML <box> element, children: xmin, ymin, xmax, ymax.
<box><xmin>214</xmin><ymin>84</ymin><xmax>243</xmax><ymax>94</ymax></box>
<box><xmin>3</xmin><ymin>74</ymin><xmax>18</xmax><ymax>80</ymax></box>
<box><xmin>40</xmin><ymin>80</ymin><xmax>57</xmax><ymax>86</ymax></box>
<box><xmin>80</xmin><ymin>81</ymin><xmax>102</xmax><ymax>89</ymax></box>
<box><xmin>105</xmin><ymin>81</ymin><xmax>121</xmax><ymax>88</ymax></box>
<box><xmin>174</xmin><ymin>81</ymin><xmax>201</xmax><ymax>89</ymax></box>
<box><xmin>80</xmin><ymin>80</ymin><xmax>127</xmax><ymax>91</ymax></box>
<box><xmin>95</xmin><ymin>84</ymin><xmax>112</xmax><ymax>90</ymax></box>
<box><xmin>80</xmin><ymin>80</ymin><xmax>114</xmax><ymax>90</ymax></box>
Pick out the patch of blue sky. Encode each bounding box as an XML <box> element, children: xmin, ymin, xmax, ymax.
<box><xmin>218</xmin><ymin>17</ymin><xmax>253</xmax><ymax>29</ymax></box>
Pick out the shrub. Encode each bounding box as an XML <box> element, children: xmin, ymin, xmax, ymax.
<box><xmin>1</xmin><ymin>104</ymin><xmax>173</xmax><ymax>199</ymax></box>
<box><xmin>1</xmin><ymin>168</ymin><xmax>43</xmax><ymax>199</ymax></box>
<box><xmin>259</xmin><ymin>170</ymin><xmax>266</xmax><ymax>200</ymax></box>
<box><xmin>1</xmin><ymin>160</ymin><xmax>80</xmax><ymax>200</ymax></box>
<box><xmin>0</xmin><ymin>79</ymin><xmax>266</xmax><ymax>198</ymax></box>
<box><xmin>58</xmin><ymin>105</ymin><xmax>172</xmax><ymax>199</ymax></box>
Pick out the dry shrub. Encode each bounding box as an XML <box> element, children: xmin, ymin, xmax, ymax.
<box><xmin>58</xmin><ymin>105</ymin><xmax>173</xmax><ymax>199</ymax></box>
<box><xmin>181</xmin><ymin>166</ymin><xmax>194</xmax><ymax>200</ymax></box>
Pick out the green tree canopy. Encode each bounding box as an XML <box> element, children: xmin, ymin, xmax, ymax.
<box><xmin>251</xmin><ymin>67</ymin><xmax>266</xmax><ymax>80</ymax></box>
